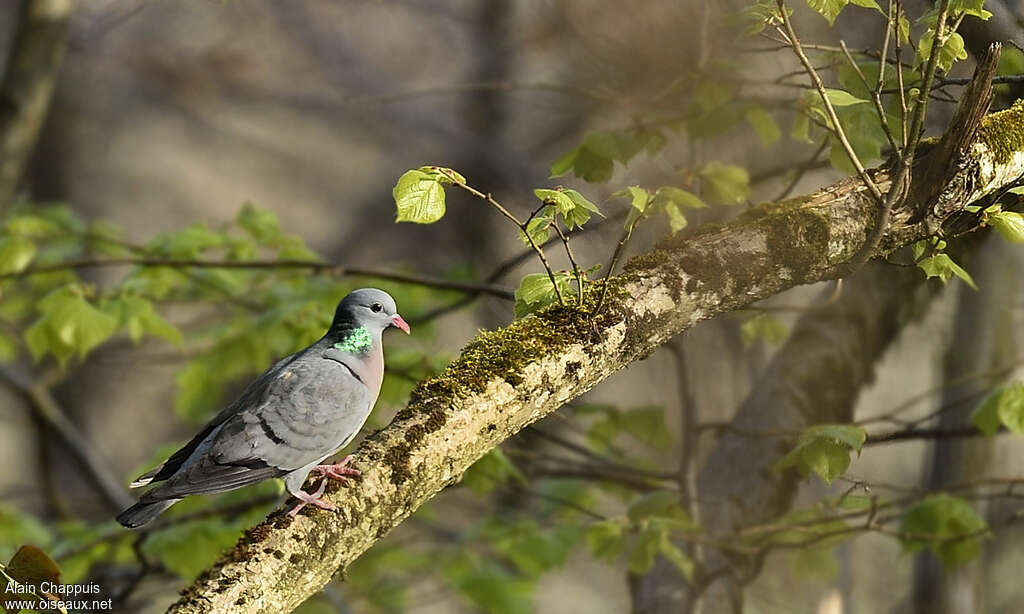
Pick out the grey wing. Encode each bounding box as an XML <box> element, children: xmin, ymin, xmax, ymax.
<box><xmin>246</xmin><ymin>357</ymin><xmax>373</xmax><ymax>470</ymax></box>
<box><xmin>131</xmin><ymin>352</ymin><xmax>300</xmax><ymax>488</ymax></box>
<box><xmin>140</xmin><ymin>356</ymin><xmax>370</xmax><ymax>501</ymax></box>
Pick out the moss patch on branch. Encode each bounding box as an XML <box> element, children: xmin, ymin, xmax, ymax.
<box><xmin>978</xmin><ymin>101</ymin><xmax>1024</xmax><ymax>167</ymax></box>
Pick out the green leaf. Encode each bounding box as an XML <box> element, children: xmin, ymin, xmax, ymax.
<box><xmin>393</xmin><ymin>169</ymin><xmax>446</xmax><ymax>224</ymax></box>
<box><xmin>741</xmin><ymin>0</ymin><xmax>789</xmax><ymax>34</ymax></box>
<box><xmin>618</xmin><ymin>186</ymin><xmax>651</xmax><ymax>231</ymax></box>
<box><xmin>698</xmin><ymin>162</ymin><xmax>750</xmax><ymax>205</ymax></box>
<box><xmin>900</xmin><ymin>494</ymin><xmax>988</xmax><ymax>569</ymax></box>
<box><xmin>236</xmin><ymin>204</ymin><xmax>280</xmax><ymax>242</ymax></box>
<box><xmin>659</xmin><ymin>541</ymin><xmax>695</xmax><ymax>581</ymax></box>
<box><xmin>445</xmin><ymin>562</ymin><xmax>533</xmax><ymax>614</ymax></box>
<box><xmin>917</xmin><ymin>253</ymin><xmax>977</xmax><ymax>289</ymax></box>
<box><xmin>775</xmin><ymin>424</ymin><xmax>867</xmax><ymax>484</ymax></box>
<box><xmin>575</xmin><ymin>148</ymin><xmax>615</xmax><ymax>182</ymax></box>
<box><xmin>802</xmin><ymin>0</ymin><xmax>843</xmax><ymax>26</ymax></box>
<box><xmin>513</xmin><ymin>272</ymin><xmax>574</xmax><ymax>318</ymax></box>
<box><xmin>0</xmin><ymin>506</ymin><xmax>52</xmax><ymax>564</ymax></box>
<box><xmin>740</xmin><ymin>313</ymin><xmax>788</xmax><ymax>346</ymax></box>
<box><xmin>533</xmin><ymin>188</ymin><xmax>576</xmax><ymax>217</ymax></box>
<box><xmin>148</xmin><ymin>223</ymin><xmax>225</xmax><ymax>258</ymax></box>
<box><xmin>143</xmin><ymin>519</ymin><xmax>241</xmax><ymax>580</ymax></box>
<box><xmin>489</xmin><ymin>521</ymin><xmax>580</xmax><ymax>578</ymax></box>
<box><xmin>916</xmin><ymin>31</ymin><xmax>968</xmax><ymax>73</ymax></box>
<box><xmin>628</xmin><ymin>491</ymin><xmax>691</xmax><ymax>526</ymax></box>
<box><xmin>462</xmin><ymin>449</ymin><xmax>525</xmax><ymax>495</ymax></box>
<box><xmin>534</xmin><ymin>188</ymin><xmax>602</xmax><ymax>230</ymax></box>
<box><xmin>1008</xmin><ymin>186</ymin><xmax>1024</xmax><ymax>195</ymax></box>
<box><xmin>745</xmin><ymin>106</ymin><xmax>781</xmax><ymax>145</ymax></box>
<box><xmin>24</xmin><ymin>287</ymin><xmax>119</xmax><ymax>364</ymax></box>
<box><xmin>5</xmin><ymin>215</ymin><xmax>59</xmax><ymax>238</ymax></box>
<box><xmin>663</xmin><ymin>203</ymin><xmax>688</xmax><ymax>233</ymax></box>
<box><xmin>652</xmin><ymin>187</ymin><xmax>706</xmax><ymax>210</ymax></box>
<box><xmin>829</xmin><ymin>103</ymin><xmax>889</xmax><ymax>172</ymax></box>
<box><xmin>820</xmin><ymin>88</ymin><xmax>870</xmax><ymax>107</ymax></box>
<box><xmin>791</xmin><ymin>111</ymin><xmax>811</xmax><ymax>143</ymax></box>
<box><xmin>586</xmin><ymin>520</ymin><xmax>625</xmax><ymax>561</ymax></box>
<box><xmin>107</xmin><ymin>295</ymin><xmax>182</xmax><ymax>346</ymax></box>
<box><xmin>627</xmin><ymin>525</ymin><xmax>665</xmax><ymax>574</ymax></box>
<box><xmin>519</xmin><ymin>206</ymin><xmax>555</xmax><ymax>246</ymax></box>
<box><xmin>0</xmin><ymin>236</ymin><xmax>36</xmax><ymax>274</ymax></box>
<box><xmin>621</xmin><ymin>407</ymin><xmax>673</xmax><ymax>451</ymax></box>
<box><xmin>970</xmin><ymin>383</ymin><xmax>1024</xmax><ymax>435</ymax></box>
<box><xmin>806</xmin><ymin>0</ymin><xmax>881</xmax><ymax>24</ymax></box>
<box><xmin>549</xmin><ymin>148</ymin><xmax>577</xmax><ymax>178</ymax></box>
<box><xmin>989</xmin><ymin>211</ymin><xmax>1024</xmax><ymax>243</ymax></box>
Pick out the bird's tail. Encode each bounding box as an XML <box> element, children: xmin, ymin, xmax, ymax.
<box><xmin>116</xmin><ymin>498</ymin><xmax>179</xmax><ymax>528</ymax></box>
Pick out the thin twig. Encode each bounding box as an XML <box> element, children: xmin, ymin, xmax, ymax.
<box><xmin>905</xmin><ymin>0</ymin><xmax>952</xmax><ymax>160</ymax></box>
<box><xmin>552</xmin><ymin>223</ymin><xmax>584</xmax><ymax>306</ymax></box>
<box><xmin>1</xmin><ymin>257</ymin><xmax>514</xmax><ymax>299</ymax></box>
<box><xmin>438</xmin><ymin>169</ymin><xmax>565</xmax><ymax>306</ymax></box>
<box><xmin>776</xmin><ymin>1</ymin><xmax>884</xmax><ymax>203</ymax></box>
<box><xmin>840</xmin><ymin>39</ymin><xmax>898</xmax><ymax>153</ymax></box>
<box><xmin>0</xmin><ymin>367</ymin><xmax>133</xmax><ymax>512</ymax></box>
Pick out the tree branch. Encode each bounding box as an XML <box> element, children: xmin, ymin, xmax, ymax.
<box><xmin>0</xmin><ymin>0</ymin><xmax>74</xmax><ymax>210</ymax></box>
<box><xmin>0</xmin><ymin>366</ymin><xmax>133</xmax><ymax>512</ymax></box>
<box><xmin>0</xmin><ymin>257</ymin><xmax>515</xmax><ymax>299</ymax></box>
<box><xmin>167</xmin><ymin>103</ymin><xmax>1024</xmax><ymax>614</ymax></box>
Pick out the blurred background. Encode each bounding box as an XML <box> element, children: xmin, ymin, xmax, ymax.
<box><xmin>1</xmin><ymin>1</ymin><xmax>1024</xmax><ymax>613</ymax></box>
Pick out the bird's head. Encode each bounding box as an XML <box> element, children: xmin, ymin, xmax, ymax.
<box><xmin>333</xmin><ymin>288</ymin><xmax>410</xmax><ymax>335</ymax></box>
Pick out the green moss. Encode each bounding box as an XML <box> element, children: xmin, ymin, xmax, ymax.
<box><xmin>762</xmin><ymin>208</ymin><xmax>831</xmax><ymax>281</ymax></box>
<box><xmin>383</xmin><ymin>442</ymin><xmax>412</xmax><ymax>485</ymax></box>
<box><xmin>978</xmin><ymin>101</ymin><xmax>1024</xmax><ymax>166</ymax></box>
<box><xmin>245</xmin><ymin>523</ymin><xmax>273</xmax><ymax>544</ymax></box>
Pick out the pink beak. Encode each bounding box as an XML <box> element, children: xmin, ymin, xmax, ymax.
<box><xmin>391</xmin><ymin>314</ymin><xmax>411</xmax><ymax>334</ymax></box>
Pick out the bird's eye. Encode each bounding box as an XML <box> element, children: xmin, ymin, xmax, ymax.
<box><xmin>371</xmin><ymin>303</ymin><xmax>383</xmax><ymax>313</ymax></box>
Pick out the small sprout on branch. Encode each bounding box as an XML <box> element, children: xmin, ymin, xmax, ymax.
<box><xmin>911</xmin><ymin>237</ymin><xmax>977</xmax><ymax>289</ymax></box>
<box><xmin>774</xmin><ymin>424</ymin><xmax>867</xmax><ymax>484</ymax></box>
<box><xmin>969</xmin><ymin>382</ymin><xmax>1024</xmax><ymax>435</ymax></box>
<box><xmin>899</xmin><ymin>494</ymin><xmax>988</xmax><ymax>569</ymax></box>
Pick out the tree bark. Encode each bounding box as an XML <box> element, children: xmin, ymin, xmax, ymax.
<box><xmin>0</xmin><ymin>0</ymin><xmax>73</xmax><ymax>210</ymax></box>
<box><xmin>911</xmin><ymin>237</ymin><xmax>1016</xmax><ymax>614</ymax></box>
<box><xmin>162</xmin><ymin>97</ymin><xmax>1024</xmax><ymax>614</ymax></box>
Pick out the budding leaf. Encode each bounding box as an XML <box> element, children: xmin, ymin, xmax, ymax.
<box><xmin>917</xmin><ymin>253</ymin><xmax>977</xmax><ymax>290</ymax></box>
<box><xmin>586</xmin><ymin>520</ymin><xmax>625</xmax><ymax>561</ymax></box>
<box><xmin>698</xmin><ymin>162</ymin><xmax>750</xmax><ymax>205</ymax></box>
<box><xmin>519</xmin><ymin>206</ymin><xmax>555</xmax><ymax>246</ymax></box>
<box><xmin>989</xmin><ymin>211</ymin><xmax>1024</xmax><ymax>243</ymax></box>
<box><xmin>745</xmin><ymin>106</ymin><xmax>781</xmax><ymax>145</ymax></box>
<box><xmin>970</xmin><ymin>382</ymin><xmax>1024</xmax><ymax>435</ymax></box>
<box><xmin>0</xmin><ymin>235</ymin><xmax>36</xmax><ymax>274</ymax></box>
<box><xmin>900</xmin><ymin>494</ymin><xmax>988</xmax><ymax>569</ymax></box>
<box><xmin>775</xmin><ymin>424</ymin><xmax>867</xmax><ymax>484</ymax></box>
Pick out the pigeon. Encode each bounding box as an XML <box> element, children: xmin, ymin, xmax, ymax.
<box><xmin>116</xmin><ymin>288</ymin><xmax>409</xmax><ymax>528</ymax></box>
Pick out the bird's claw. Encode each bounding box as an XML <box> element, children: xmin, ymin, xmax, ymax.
<box><xmin>311</xmin><ymin>455</ymin><xmax>362</xmax><ymax>483</ymax></box>
<box><xmin>287</xmin><ymin>478</ymin><xmax>335</xmax><ymax>517</ymax></box>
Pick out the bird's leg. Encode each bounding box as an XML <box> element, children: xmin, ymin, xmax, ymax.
<box><xmin>287</xmin><ymin>478</ymin><xmax>335</xmax><ymax>517</ymax></box>
<box><xmin>310</xmin><ymin>455</ymin><xmax>362</xmax><ymax>483</ymax></box>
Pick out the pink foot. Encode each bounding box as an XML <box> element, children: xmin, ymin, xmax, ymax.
<box><xmin>311</xmin><ymin>455</ymin><xmax>362</xmax><ymax>483</ymax></box>
<box><xmin>287</xmin><ymin>478</ymin><xmax>336</xmax><ymax>517</ymax></box>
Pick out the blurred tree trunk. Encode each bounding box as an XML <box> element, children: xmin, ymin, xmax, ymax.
<box><xmin>911</xmin><ymin>237</ymin><xmax>1017</xmax><ymax>614</ymax></box>
<box><xmin>0</xmin><ymin>0</ymin><xmax>73</xmax><ymax>210</ymax></box>
<box><xmin>631</xmin><ymin>259</ymin><xmax>945</xmax><ymax>614</ymax></box>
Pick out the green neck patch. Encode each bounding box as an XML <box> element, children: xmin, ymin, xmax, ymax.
<box><xmin>333</xmin><ymin>325</ymin><xmax>373</xmax><ymax>353</ymax></box>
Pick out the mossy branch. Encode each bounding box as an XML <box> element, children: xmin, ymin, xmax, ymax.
<box><xmin>167</xmin><ymin>103</ymin><xmax>1024</xmax><ymax>614</ymax></box>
